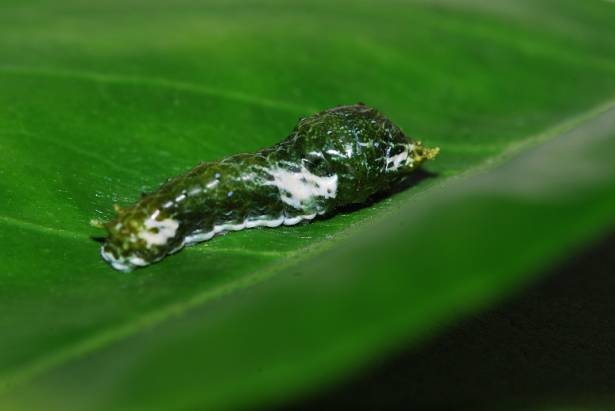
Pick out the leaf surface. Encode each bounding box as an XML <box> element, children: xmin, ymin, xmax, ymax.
<box><xmin>1</xmin><ymin>1</ymin><xmax>615</xmax><ymax>410</ymax></box>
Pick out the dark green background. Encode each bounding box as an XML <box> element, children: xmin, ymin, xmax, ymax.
<box><xmin>1</xmin><ymin>1</ymin><xmax>614</xmax><ymax>410</ymax></box>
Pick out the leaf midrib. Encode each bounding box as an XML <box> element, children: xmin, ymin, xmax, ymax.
<box><xmin>1</xmin><ymin>94</ymin><xmax>614</xmax><ymax>396</ymax></box>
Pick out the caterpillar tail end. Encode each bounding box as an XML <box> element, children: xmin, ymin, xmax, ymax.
<box><xmin>422</xmin><ymin>146</ymin><xmax>440</xmax><ymax>161</ymax></box>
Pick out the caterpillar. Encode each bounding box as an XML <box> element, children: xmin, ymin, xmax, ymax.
<box><xmin>95</xmin><ymin>103</ymin><xmax>439</xmax><ymax>272</ymax></box>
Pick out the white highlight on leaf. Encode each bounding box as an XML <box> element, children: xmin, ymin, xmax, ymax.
<box><xmin>266</xmin><ymin>165</ymin><xmax>338</xmax><ymax>210</ymax></box>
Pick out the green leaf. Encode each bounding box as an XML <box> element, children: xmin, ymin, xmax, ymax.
<box><xmin>290</xmin><ymin>233</ymin><xmax>615</xmax><ymax>411</ymax></box>
<box><xmin>1</xmin><ymin>1</ymin><xmax>615</xmax><ymax>410</ymax></box>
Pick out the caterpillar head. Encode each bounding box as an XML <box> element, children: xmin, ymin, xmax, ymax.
<box><xmin>409</xmin><ymin>142</ymin><xmax>439</xmax><ymax>166</ymax></box>
<box><xmin>383</xmin><ymin>141</ymin><xmax>439</xmax><ymax>175</ymax></box>
<box><xmin>95</xmin><ymin>205</ymin><xmax>183</xmax><ymax>272</ymax></box>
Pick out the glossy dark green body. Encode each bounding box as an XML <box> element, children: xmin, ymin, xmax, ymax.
<box><xmin>100</xmin><ymin>104</ymin><xmax>438</xmax><ymax>271</ymax></box>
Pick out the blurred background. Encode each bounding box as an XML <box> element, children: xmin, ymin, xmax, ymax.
<box><xmin>1</xmin><ymin>0</ymin><xmax>615</xmax><ymax>410</ymax></box>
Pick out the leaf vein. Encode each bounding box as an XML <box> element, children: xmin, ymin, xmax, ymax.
<box><xmin>0</xmin><ymin>65</ymin><xmax>316</xmax><ymax>115</ymax></box>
